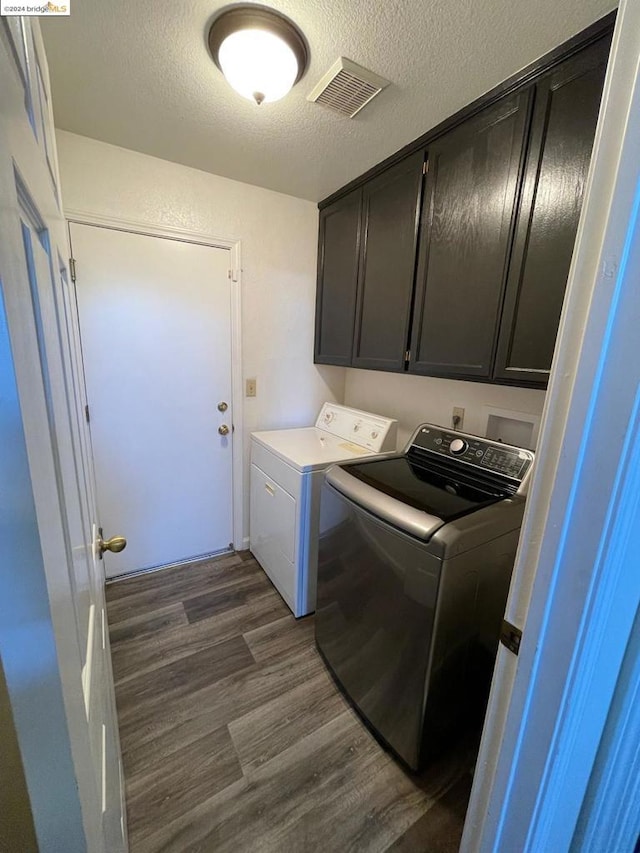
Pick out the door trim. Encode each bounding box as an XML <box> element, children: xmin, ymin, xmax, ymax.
<box><xmin>65</xmin><ymin>208</ymin><xmax>244</xmax><ymax>552</ymax></box>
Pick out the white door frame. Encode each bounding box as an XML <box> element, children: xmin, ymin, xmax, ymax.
<box><xmin>65</xmin><ymin>209</ymin><xmax>245</xmax><ymax>554</ymax></box>
<box><xmin>462</xmin><ymin>1</ymin><xmax>640</xmax><ymax>849</ymax></box>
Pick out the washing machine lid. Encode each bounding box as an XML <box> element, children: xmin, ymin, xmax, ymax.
<box><xmin>325</xmin><ymin>455</ymin><xmax>508</xmax><ymax>540</ymax></box>
<box><xmin>325</xmin><ymin>423</ymin><xmax>535</xmax><ymax>541</ymax></box>
<box><xmin>345</xmin><ymin>455</ymin><xmax>505</xmax><ymax>514</ymax></box>
<box><xmin>251</xmin><ymin>427</ymin><xmax>375</xmax><ymax>473</ymax></box>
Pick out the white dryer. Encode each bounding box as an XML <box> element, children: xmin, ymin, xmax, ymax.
<box><xmin>250</xmin><ymin>403</ymin><xmax>397</xmax><ymax>617</ymax></box>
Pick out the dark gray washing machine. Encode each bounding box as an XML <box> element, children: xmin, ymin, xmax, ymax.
<box><xmin>315</xmin><ymin>423</ymin><xmax>534</xmax><ymax>771</ymax></box>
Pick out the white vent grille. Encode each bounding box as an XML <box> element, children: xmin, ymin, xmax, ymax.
<box><xmin>307</xmin><ymin>57</ymin><xmax>390</xmax><ymax>118</ymax></box>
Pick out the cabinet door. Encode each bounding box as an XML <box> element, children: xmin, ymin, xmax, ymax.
<box><xmin>314</xmin><ymin>189</ymin><xmax>362</xmax><ymax>365</ymax></box>
<box><xmin>493</xmin><ymin>37</ymin><xmax>610</xmax><ymax>385</ymax></box>
<box><xmin>352</xmin><ymin>152</ymin><xmax>425</xmax><ymax>371</ymax></box>
<box><xmin>409</xmin><ymin>92</ymin><xmax>531</xmax><ymax>379</ymax></box>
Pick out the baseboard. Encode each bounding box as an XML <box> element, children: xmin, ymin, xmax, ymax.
<box><xmin>106</xmin><ymin>547</ymin><xmax>234</xmax><ymax>583</ymax></box>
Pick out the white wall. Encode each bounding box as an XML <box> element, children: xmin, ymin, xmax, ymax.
<box><xmin>55</xmin><ymin>130</ymin><xmax>345</xmax><ymax>545</ymax></box>
<box><xmin>344</xmin><ymin>368</ymin><xmax>546</xmax><ymax>448</ymax></box>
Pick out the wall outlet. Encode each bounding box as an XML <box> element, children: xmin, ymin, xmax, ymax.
<box><xmin>245</xmin><ymin>378</ymin><xmax>257</xmax><ymax>397</ymax></box>
<box><xmin>452</xmin><ymin>406</ymin><xmax>465</xmax><ymax>430</ymax></box>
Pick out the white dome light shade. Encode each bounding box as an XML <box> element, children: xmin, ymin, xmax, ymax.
<box><xmin>208</xmin><ymin>6</ymin><xmax>308</xmax><ymax>107</ymax></box>
<box><xmin>218</xmin><ymin>29</ymin><xmax>299</xmax><ymax>104</ymax></box>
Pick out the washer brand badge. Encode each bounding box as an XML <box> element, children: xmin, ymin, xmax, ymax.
<box><xmin>1</xmin><ymin>0</ymin><xmax>69</xmax><ymax>14</ymax></box>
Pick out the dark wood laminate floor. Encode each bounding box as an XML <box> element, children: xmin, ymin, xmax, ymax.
<box><xmin>106</xmin><ymin>552</ymin><xmax>475</xmax><ymax>853</ymax></box>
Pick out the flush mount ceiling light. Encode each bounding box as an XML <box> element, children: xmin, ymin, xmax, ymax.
<box><xmin>208</xmin><ymin>5</ymin><xmax>309</xmax><ymax>106</ymax></box>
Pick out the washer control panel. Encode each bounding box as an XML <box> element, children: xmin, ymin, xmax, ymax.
<box><xmin>413</xmin><ymin>425</ymin><xmax>534</xmax><ymax>482</ymax></box>
<box><xmin>316</xmin><ymin>403</ymin><xmax>398</xmax><ymax>452</ymax></box>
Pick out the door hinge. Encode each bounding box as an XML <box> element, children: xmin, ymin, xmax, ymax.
<box><xmin>423</xmin><ymin>160</ymin><xmax>429</xmax><ymax>175</ymax></box>
<box><xmin>85</xmin><ymin>404</ymin><xmax>90</xmax><ymax>423</ymax></box>
<box><xmin>69</xmin><ymin>256</ymin><xmax>76</xmax><ymax>283</ymax></box>
<box><xmin>500</xmin><ymin>619</ymin><xmax>522</xmax><ymax>656</ymax></box>
<box><xmin>404</xmin><ymin>350</ymin><xmax>411</xmax><ymax>364</ymax></box>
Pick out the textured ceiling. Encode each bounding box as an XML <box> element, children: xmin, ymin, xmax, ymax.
<box><xmin>41</xmin><ymin>0</ymin><xmax>616</xmax><ymax>202</ymax></box>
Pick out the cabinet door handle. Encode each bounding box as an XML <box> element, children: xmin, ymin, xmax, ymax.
<box><xmin>264</xmin><ymin>483</ymin><xmax>275</xmax><ymax>496</ymax></box>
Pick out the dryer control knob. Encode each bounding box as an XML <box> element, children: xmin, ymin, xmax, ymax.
<box><xmin>450</xmin><ymin>438</ymin><xmax>467</xmax><ymax>455</ymax></box>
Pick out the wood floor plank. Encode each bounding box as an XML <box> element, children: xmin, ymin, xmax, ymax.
<box><xmin>237</xmin><ymin>549</ymin><xmax>260</xmax><ymax>563</ymax></box>
<box><xmin>385</xmin><ymin>772</ymin><xmax>473</xmax><ymax>852</ymax></box>
<box><xmin>118</xmin><ymin>644</ymin><xmax>325</xmax><ymax>755</ymax></box>
<box><xmin>267</xmin><ymin>707</ymin><xmax>476</xmax><ymax>853</ymax></box>
<box><xmin>109</xmin><ymin>603</ymin><xmax>187</xmax><ymax>647</ymax></box>
<box><xmin>244</xmin><ymin>582</ymin><xmax>292</xmax><ymax>624</ymax></box>
<box><xmin>135</xmin><ymin>710</ymin><xmax>388</xmax><ymax>853</ymax></box>
<box><xmin>182</xmin><ymin>572</ymin><xmax>271</xmax><ymax>624</ymax></box>
<box><xmin>125</xmin><ymin>725</ymin><xmax>243</xmax><ymax>848</ymax></box>
<box><xmin>109</xmin><ymin>604</ymin><xmax>189</xmax><ymax>684</ymax></box>
<box><xmin>105</xmin><ymin>553</ymin><xmax>241</xmax><ymax>602</ymax></box>
<box><xmin>112</xmin><ymin>596</ymin><xmax>280</xmax><ymax>688</ymax></box>
<box><xmin>105</xmin><ymin>554</ymin><xmax>249</xmax><ymax>623</ymax></box>
<box><xmin>115</xmin><ymin>634</ymin><xmax>255</xmax><ymax>721</ymax></box>
<box><xmin>302</xmin><ymin>731</ymin><xmax>476</xmax><ymax>853</ymax></box>
<box><xmin>115</xmin><ymin>590</ymin><xmax>296</xmax><ymax>721</ymax></box>
<box><xmin>281</xmin><ymin>751</ymin><xmax>425</xmax><ymax>853</ymax></box>
<box><xmin>227</xmin><ymin>670</ymin><xmax>345</xmax><ymax>774</ymax></box>
<box><xmin>243</xmin><ymin>612</ymin><xmax>315</xmax><ymax>663</ymax></box>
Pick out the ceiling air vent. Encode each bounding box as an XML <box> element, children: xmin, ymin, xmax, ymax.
<box><xmin>307</xmin><ymin>57</ymin><xmax>390</xmax><ymax>118</ymax></box>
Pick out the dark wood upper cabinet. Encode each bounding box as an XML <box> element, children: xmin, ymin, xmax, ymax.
<box><xmin>352</xmin><ymin>152</ymin><xmax>425</xmax><ymax>371</ymax></box>
<box><xmin>409</xmin><ymin>93</ymin><xmax>531</xmax><ymax>379</ymax></box>
<box><xmin>493</xmin><ymin>36</ymin><xmax>610</xmax><ymax>385</ymax></box>
<box><xmin>314</xmin><ymin>189</ymin><xmax>362</xmax><ymax>365</ymax></box>
<box><xmin>313</xmin><ymin>18</ymin><xmax>612</xmax><ymax>387</ymax></box>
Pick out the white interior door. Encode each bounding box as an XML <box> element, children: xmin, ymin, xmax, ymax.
<box><xmin>69</xmin><ymin>224</ymin><xmax>234</xmax><ymax>577</ymax></box>
<box><xmin>0</xmin><ymin>17</ymin><xmax>125</xmax><ymax>851</ymax></box>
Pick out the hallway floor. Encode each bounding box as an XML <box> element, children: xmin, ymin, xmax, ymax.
<box><xmin>106</xmin><ymin>552</ymin><xmax>475</xmax><ymax>852</ymax></box>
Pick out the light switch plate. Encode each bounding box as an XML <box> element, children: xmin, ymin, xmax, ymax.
<box><xmin>246</xmin><ymin>378</ymin><xmax>257</xmax><ymax>397</ymax></box>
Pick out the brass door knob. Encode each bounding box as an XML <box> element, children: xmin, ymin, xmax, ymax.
<box><xmin>98</xmin><ymin>534</ymin><xmax>127</xmax><ymax>556</ymax></box>
<box><xmin>218</xmin><ymin>424</ymin><xmax>230</xmax><ymax>436</ymax></box>
<box><xmin>218</xmin><ymin>401</ymin><xmax>228</xmax><ymax>412</ymax></box>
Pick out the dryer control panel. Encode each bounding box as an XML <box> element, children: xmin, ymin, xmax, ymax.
<box><xmin>316</xmin><ymin>403</ymin><xmax>398</xmax><ymax>453</ymax></box>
